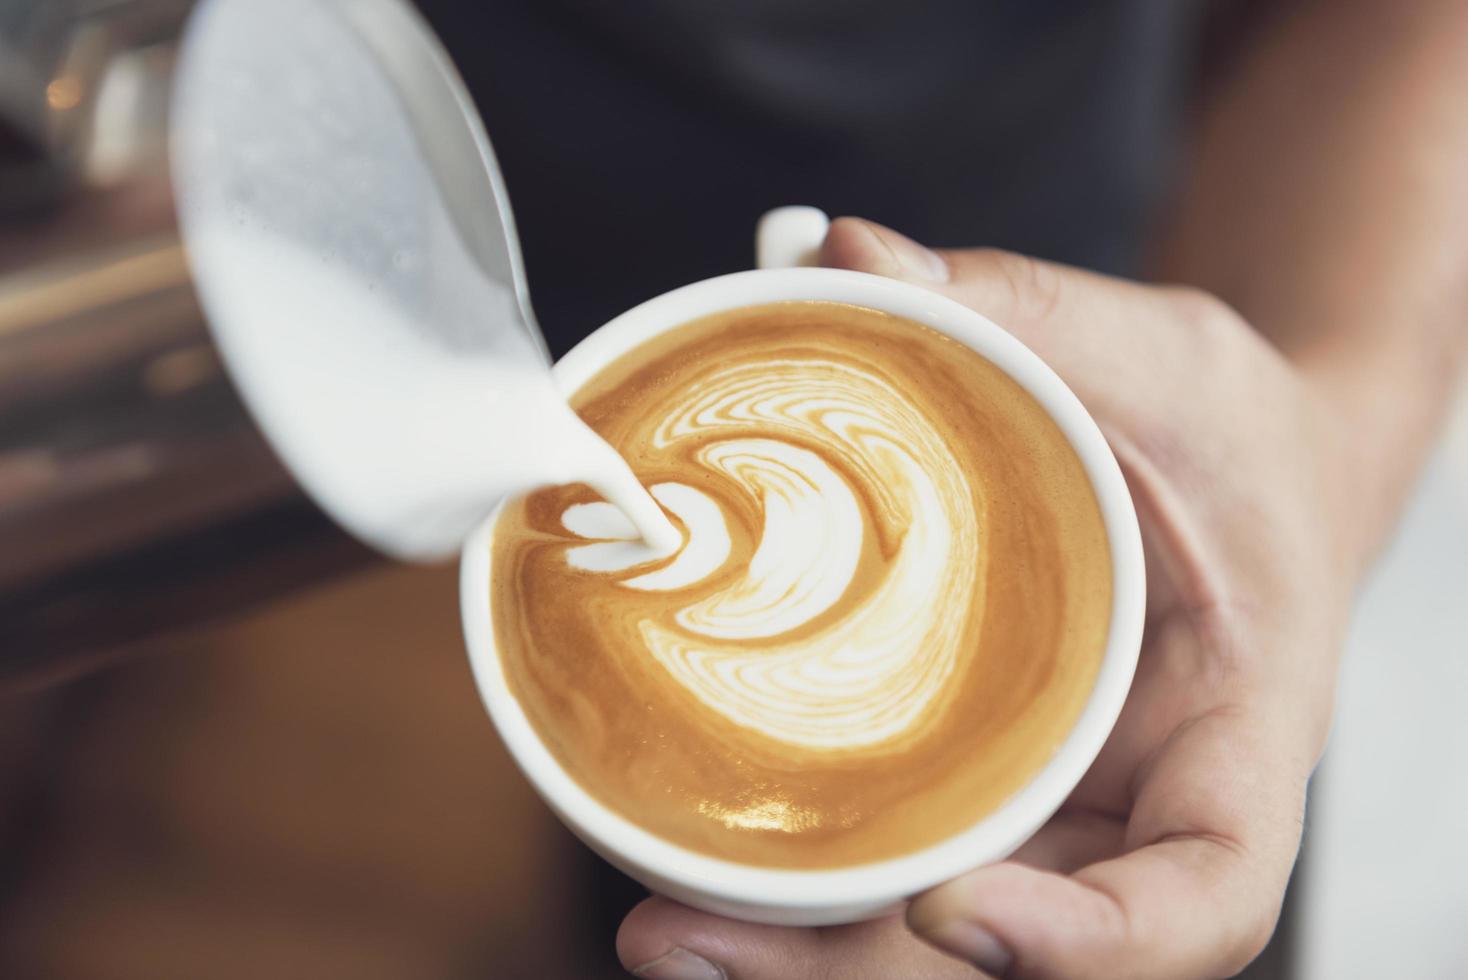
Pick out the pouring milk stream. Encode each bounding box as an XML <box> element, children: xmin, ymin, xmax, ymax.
<box><xmin>171</xmin><ymin>0</ymin><xmax>678</xmax><ymax>559</ymax></box>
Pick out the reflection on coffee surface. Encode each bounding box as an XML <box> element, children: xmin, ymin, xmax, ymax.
<box><xmin>490</xmin><ymin>301</ymin><xmax>1112</xmax><ymax>868</ymax></box>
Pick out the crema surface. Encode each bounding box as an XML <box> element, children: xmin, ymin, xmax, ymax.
<box><xmin>490</xmin><ymin>302</ymin><xmax>1112</xmax><ymax>868</ymax></box>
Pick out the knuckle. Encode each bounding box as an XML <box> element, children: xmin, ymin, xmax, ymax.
<box><xmin>976</xmin><ymin>248</ymin><xmax>1065</xmax><ymax>324</ymax></box>
<box><xmin>1158</xmin><ymin>285</ymin><xmax>1243</xmax><ymax>336</ymax></box>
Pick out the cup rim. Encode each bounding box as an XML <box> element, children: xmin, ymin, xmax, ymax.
<box><xmin>460</xmin><ymin>267</ymin><xmax>1145</xmax><ymax>909</ymax></box>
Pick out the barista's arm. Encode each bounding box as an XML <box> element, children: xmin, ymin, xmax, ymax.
<box><xmin>1156</xmin><ymin>0</ymin><xmax>1468</xmax><ymax>575</ymax></box>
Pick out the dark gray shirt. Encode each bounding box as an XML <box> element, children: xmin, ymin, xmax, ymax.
<box><xmin>418</xmin><ymin>0</ymin><xmax>1203</xmax><ymax>354</ymax></box>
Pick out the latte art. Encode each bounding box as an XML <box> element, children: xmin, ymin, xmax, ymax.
<box><xmin>558</xmin><ymin>357</ymin><xmax>981</xmax><ymax>751</ymax></box>
<box><xmin>491</xmin><ymin>302</ymin><xmax>1113</xmax><ymax>868</ymax></box>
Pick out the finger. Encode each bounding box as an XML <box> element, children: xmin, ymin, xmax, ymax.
<box><xmin>618</xmin><ymin>897</ymin><xmax>983</xmax><ymax>980</ymax></box>
<box><xmin>1064</xmin><ymin>620</ymin><xmax>1201</xmax><ymax>818</ymax></box>
<box><xmin>819</xmin><ymin>216</ymin><xmax>1151</xmax><ymax>337</ymax></box>
<box><xmin>1008</xmin><ymin>807</ymin><xmax>1125</xmax><ymax>875</ymax></box>
<box><xmin>818</xmin><ymin>215</ymin><xmax>953</xmax><ymax>284</ymax></box>
<box><xmin>614</xmin><ymin>814</ymin><xmax>1123</xmax><ymax>980</ymax></box>
<box><xmin>908</xmin><ymin>708</ymin><xmax>1308</xmax><ymax>980</ymax></box>
<box><xmin>817</xmin><ymin>217</ymin><xmax>1189</xmax><ymax>410</ymax></box>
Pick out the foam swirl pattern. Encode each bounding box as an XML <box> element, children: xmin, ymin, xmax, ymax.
<box><xmin>560</xmin><ymin>359</ymin><xmax>981</xmax><ymax>751</ymax></box>
<box><xmin>491</xmin><ymin>302</ymin><xmax>1113</xmax><ymax>869</ymax></box>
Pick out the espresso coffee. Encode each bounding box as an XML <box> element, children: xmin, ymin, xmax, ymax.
<box><xmin>489</xmin><ymin>301</ymin><xmax>1112</xmax><ymax>869</ymax></box>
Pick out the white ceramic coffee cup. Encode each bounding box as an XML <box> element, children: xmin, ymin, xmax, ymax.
<box><xmin>460</xmin><ymin>211</ymin><xmax>1146</xmax><ymax>926</ymax></box>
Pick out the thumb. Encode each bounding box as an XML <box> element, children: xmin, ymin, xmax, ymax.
<box><xmin>819</xmin><ymin>216</ymin><xmax>1087</xmax><ymax>333</ymax></box>
<box><xmin>817</xmin><ymin>217</ymin><xmax>1202</xmax><ymax>410</ymax></box>
<box><xmin>819</xmin><ymin>217</ymin><xmax>1139</xmax><ymax>337</ymax></box>
<box><xmin>818</xmin><ymin>215</ymin><xmax>954</xmax><ymax>284</ymax></box>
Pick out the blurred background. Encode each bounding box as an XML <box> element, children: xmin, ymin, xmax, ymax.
<box><xmin>0</xmin><ymin>0</ymin><xmax>1464</xmax><ymax>977</ymax></box>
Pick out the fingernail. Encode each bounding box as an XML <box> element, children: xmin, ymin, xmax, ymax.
<box><xmin>919</xmin><ymin>921</ymin><xmax>1013</xmax><ymax>976</ymax></box>
<box><xmin>863</xmin><ymin>220</ymin><xmax>950</xmax><ymax>282</ymax></box>
<box><xmin>631</xmin><ymin>946</ymin><xmax>727</xmax><ymax>980</ymax></box>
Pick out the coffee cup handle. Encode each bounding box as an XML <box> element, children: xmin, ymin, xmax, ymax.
<box><xmin>755</xmin><ymin>206</ymin><xmax>831</xmax><ymax>270</ymax></box>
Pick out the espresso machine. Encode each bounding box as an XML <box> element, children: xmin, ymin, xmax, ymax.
<box><xmin>0</xmin><ymin>0</ymin><xmax>376</xmax><ymax>688</ymax></box>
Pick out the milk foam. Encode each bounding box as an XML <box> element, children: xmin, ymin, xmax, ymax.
<box><xmin>566</xmin><ymin>483</ymin><xmax>727</xmax><ymax>588</ymax></box>
<box><xmin>183</xmin><ymin>224</ymin><xmax>677</xmax><ymax>557</ymax></box>
<box><xmin>174</xmin><ymin>0</ymin><xmax>674</xmax><ymax>556</ymax></box>
<box><xmin>557</xmin><ymin>358</ymin><xmax>981</xmax><ymax>750</ymax></box>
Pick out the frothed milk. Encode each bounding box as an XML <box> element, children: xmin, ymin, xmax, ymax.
<box><xmin>172</xmin><ymin>0</ymin><xmax>675</xmax><ymax>558</ymax></box>
<box><xmin>491</xmin><ymin>301</ymin><xmax>1113</xmax><ymax>868</ymax></box>
<box><xmin>184</xmin><ymin>226</ymin><xmax>678</xmax><ymax>557</ymax></box>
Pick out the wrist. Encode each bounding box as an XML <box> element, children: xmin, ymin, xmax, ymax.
<box><xmin>1298</xmin><ymin>350</ymin><xmax>1451</xmax><ymax>584</ymax></box>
